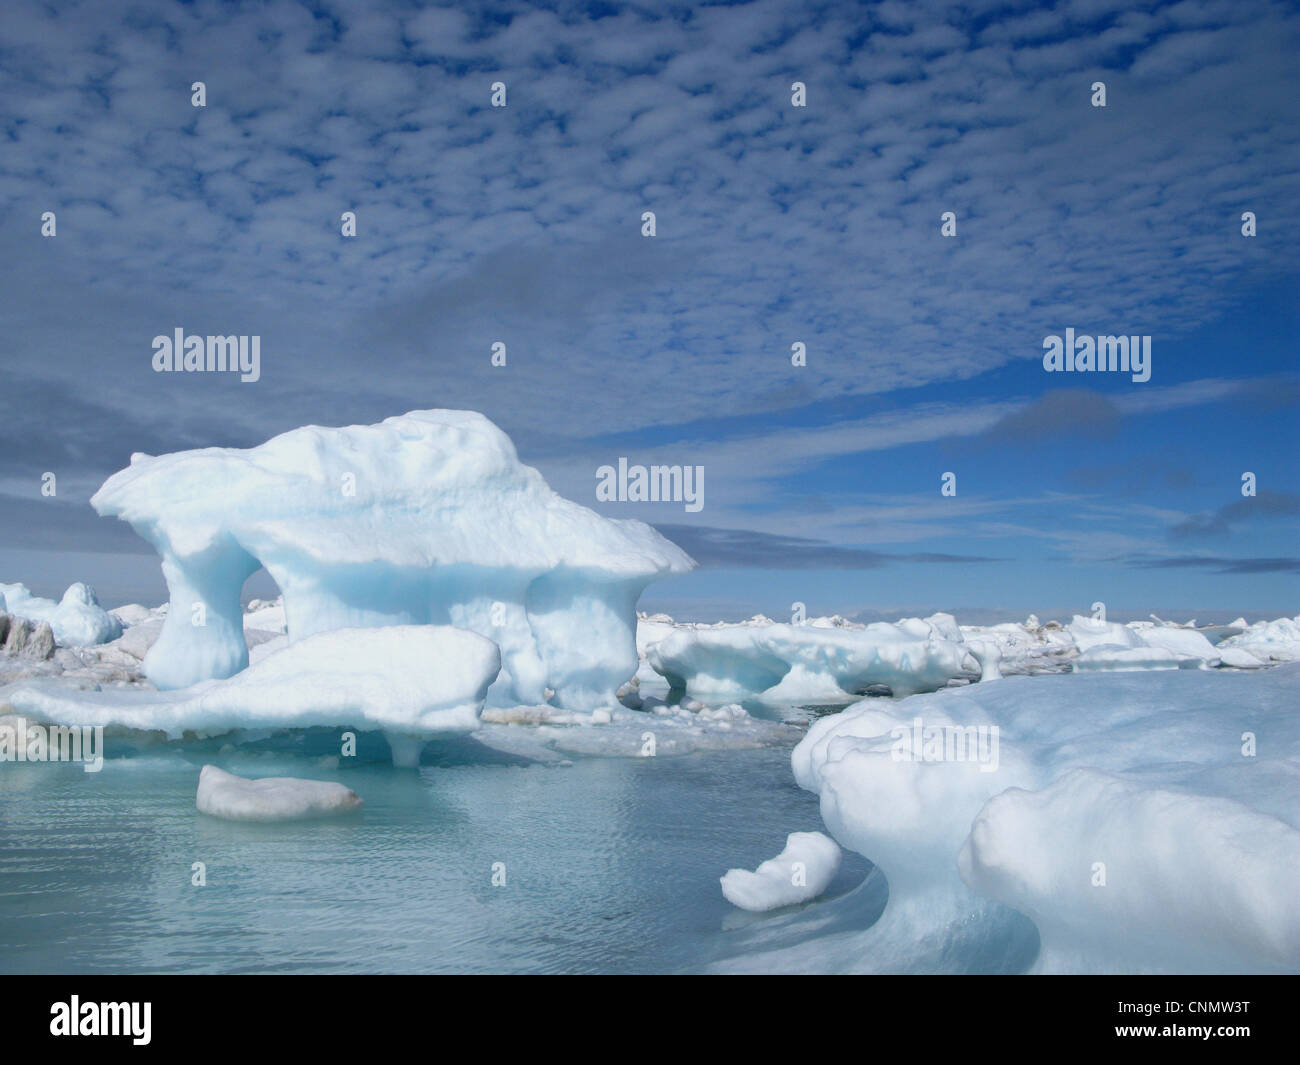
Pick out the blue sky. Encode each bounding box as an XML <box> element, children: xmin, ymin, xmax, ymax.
<box><xmin>0</xmin><ymin>0</ymin><xmax>1296</xmax><ymax>621</ymax></box>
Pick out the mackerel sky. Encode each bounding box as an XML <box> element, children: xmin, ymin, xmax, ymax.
<box><xmin>1</xmin><ymin>0</ymin><xmax>1297</xmax><ymax>621</ymax></box>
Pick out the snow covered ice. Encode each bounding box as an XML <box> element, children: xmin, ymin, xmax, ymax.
<box><xmin>196</xmin><ymin>764</ymin><xmax>362</xmax><ymax>822</ymax></box>
<box><xmin>769</xmin><ymin>664</ymin><xmax>1300</xmax><ymax>974</ymax></box>
<box><xmin>89</xmin><ymin>409</ymin><xmax>692</xmax><ymax>706</ymax></box>
<box><xmin>0</xmin><ymin>582</ymin><xmax>121</xmax><ymax>647</ymax></box>
<box><xmin>6</xmin><ymin>625</ymin><xmax>499</xmax><ymax>759</ymax></box>
<box><xmin>644</xmin><ymin>614</ymin><xmax>976</xmax><ymax>703</ymax></box>
<box><xmin>721</xmin><ymin>831</ymin><xmax>842</xmax><ymax>912</ymax></box>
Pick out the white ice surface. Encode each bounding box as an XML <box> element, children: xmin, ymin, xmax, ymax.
<box><xmin>196</xmin><ymin>764</ymin><xmax>361</xmax><ymax>821</ymax></box>
<box><xmin>645</xmin><ymin>615</ymin><xmax>975</xmax><ymax>702</ymax></box>
<box><xmin>90</xmin><ymin>409</ymin><xmax>693</xmax><ymax>705</ymax></box>
<box><xmin>1218</xmin><ymin>616</ymin><xmax>1300</xmax><ymax>662</ymax></box>
<box><xmin>721</xmin><ymin>831</ymin><xmax>842</xmax><ymax>912</ymax></box>
<box><xmin>5</xmin><ymin>625</ymin><xmax>499</xmax><ymax>739</ymax></box>
<box><xmin>1072</xmin><ymin>645</ymin><xmax>1204</xmax><ymax>672</ymax></box>
<box><xmin>0</xmin><ymin>582</ymin><xmax>122</xmax><ymax>646</ymax></box>
<box><xmin>781</xmin><ymin>664</ymin><xmax>1300</xmax><ymax>973</ymax></box>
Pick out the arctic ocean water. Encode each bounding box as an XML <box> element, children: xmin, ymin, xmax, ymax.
<box><xmin>0</xmin><ymin>733</ymin><xmax>869</xmax><ymax>974</ymax></box>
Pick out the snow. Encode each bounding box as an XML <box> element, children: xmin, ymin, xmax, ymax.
<box><xmin>786</xmin><ymin>664</ymin><xmax>1300</xmax><ymax>973</ymax></box>
<box><xmin>966</xmin><ymin>640</ymin><xmax>1003</xmax><ymax>681</ymax></box>
<box><xmin>721</xmin><ymin>831</ymin><xmax>842</xmax><ymax>912</ymax></box>
<box><xmin>645</xmin><ymin>615</ymin><xmax>975</xmax><ymax>703</ymax></box>
<box><xmin>0</xmin><ymin>582</ymin><xmax>122</xmax><ymax>646</ymax></box>
<box><xmin>632</xmin><ymin>608</ymin><xmax>1300</xmax><ymax>707</ymax></box>
<box><xmin>90</xmin><ymin>409</ymin><xmax>693</xmax><ymax>705</ymax></box>
<box><xmin>1218</xmin><ymin>616</ymin><xmax>1300</xmax><ymax>662</ymax></box>
<box><xmin>5</xmin><ymin>625</ymin><xmax>500</xmax><ymax>755</ymax></box>
<box><xmin>1066</xmin><ymin>614</ymin><xmax>1142</xmax><ymax>653</ymax></box>
<box><xmin>196</xmin><ymin>764</ymin><xmax>361</xmax><ymax>821</ymax></box>
<box><xmin>1217</xmin><ymin>646</ymin><xmax>1266</xmax><ymax>669</ymax></box>
<box><xmin>1072</xmin><ymin>645</ymin><xmax>1203</xmax><ymax>672</ymax></box>
<box><xmin>960</xmin><ymin>767</ymin><xmax>1300</xmax><ymax>973</ymax></box>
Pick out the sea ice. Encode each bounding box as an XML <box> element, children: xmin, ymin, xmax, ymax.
<box><xmin>0</xmin><ymin>582</ymin><xmax>122</xmax><ymax>647</ymax></box>
<box><xmin>6</xmin><ymin>625</ymin><xmax>500</xmax><ymax>754</ymax></box>
<box><xmin>90</xmin><ymin>410</ymin><xmax>693</xmax><ymax>706</ymax></box>
<box><xmin>721</xmin><ymin>831</ymin><xmax>842</xmax><ymax>912</ymax></box>
<box><xmin>644</xmin><ymin>615</ymin><xmax>974</xmax><ymax>702</ymax></box>
<box><xmin>783</xmin><ymin>664</ymin><xmax>1300</xmax><ymax>973</ymax></box>
<box><xmin>1072</xmin><ymin>645</ymin><xmax>1203</xmax><ymax>672</ymax></box>
<box><xmin>196</xmin><ymin>764</ymin><xmax>362</xmax><ymax>822</ymax></box>
<box><xmin>1218</xmin><ymin>616</ymin><xmax>1300</xmax><ymax>662</ymax></box>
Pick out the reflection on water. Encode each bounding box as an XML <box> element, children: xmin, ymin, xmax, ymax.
<box><xmin>0</xmin><ymin>732</ymin><xmax>870</xmax><ymax>974</ymax></box>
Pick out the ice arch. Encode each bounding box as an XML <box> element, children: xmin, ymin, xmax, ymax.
<box><xmin>91</xmin><ymin>409</ymin><xmax>694</xmax><ymax>708</ymax></box>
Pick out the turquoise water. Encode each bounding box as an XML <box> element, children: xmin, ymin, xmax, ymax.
<box><xmin>0</xmin><ymin>730</ymin><xmax>870</xmax><ymax>973</ymax></box>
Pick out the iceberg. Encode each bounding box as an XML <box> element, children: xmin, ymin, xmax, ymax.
<box><xmin>196</xmin><ymin>764</ymin><xmax>362</xmax><ymax>822</ymax></box>
<box><xmin>721</xmin><ymin>831</ymin><xmax>842</xmax><ymax>912</ymax></box>
<box><xmin>90</xmin><ymin>410</ymin><xmax>693</xmax><ymax>707</ymax></box>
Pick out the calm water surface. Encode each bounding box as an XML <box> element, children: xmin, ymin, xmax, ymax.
<box><xmin>0</xmin><ymin>730</ymin><xmax>869</xmax><ymax>973</ymax></box>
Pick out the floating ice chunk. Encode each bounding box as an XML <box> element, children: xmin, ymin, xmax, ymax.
<box><xmin>196</xmin><ymin>764</ymin><xmax>362</xmax><ymax>822</ymax></box>
<box><xmin>721</xmin><ymin>831</ymin><xmax>842</xmax><ymax>912</ymax></box>
<box><xmin>90</xmin><ymin>409</ymin><xmax>692</xmax><ymax>705</ymax></box>
<box><xmin>0</xmin><ymin>582</ymin><xmax>122</xmax><ymax>647</ymax></box>
<box><xmin>6</xmin><ymin>625</ymin><xmax>499</xmax><ymax>740</ymax></box>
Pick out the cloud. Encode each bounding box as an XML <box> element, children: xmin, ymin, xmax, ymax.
<box><xmin>654</xmin><ymin>522</ymin><xmax>1002</xmax><ymax>568</ymax></box>
<box><xmin>982</xmin><ymin>389</ymin><xmax>1121</xmax><ymax>444</ymax></box>
<box><xmin>0</xmin><ymin>0</ymin><xmax>1296</xmax><ymax>609</ymax></box>
<box><xmin>1129</xmin><ymin>555</ymin><xmax>1300</xmax><ymax>575</ymax></box>
<box><xmin>1169</xmin><ymin>490</ymin><xmax>1300</xmax><ymax>540</ymax></box>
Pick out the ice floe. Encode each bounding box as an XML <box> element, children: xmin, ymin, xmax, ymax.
<box><xmin>721</xmin><ymin>831</ymin><xmax>842</xmax><ymax>912</ymax></box>
<box><xmin>196</xmin><ymin>764</ymin><xmax>361</xmax><ymax>821</ymax></box>
<box><xmin>5</xmin><ymin>626</ymin><xmax>500</xmax><ymax>762</ymax></box>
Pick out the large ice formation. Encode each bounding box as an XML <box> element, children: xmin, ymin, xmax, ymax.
<box><xmin>781</xmin><ymin>664</ymin><xmax>1300</xmax><ymax>973</ymax></box>
<box><xmin>90</xmin><ymin>410</ymin><xmax>693</xmax><ymax>706</ymax></box>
